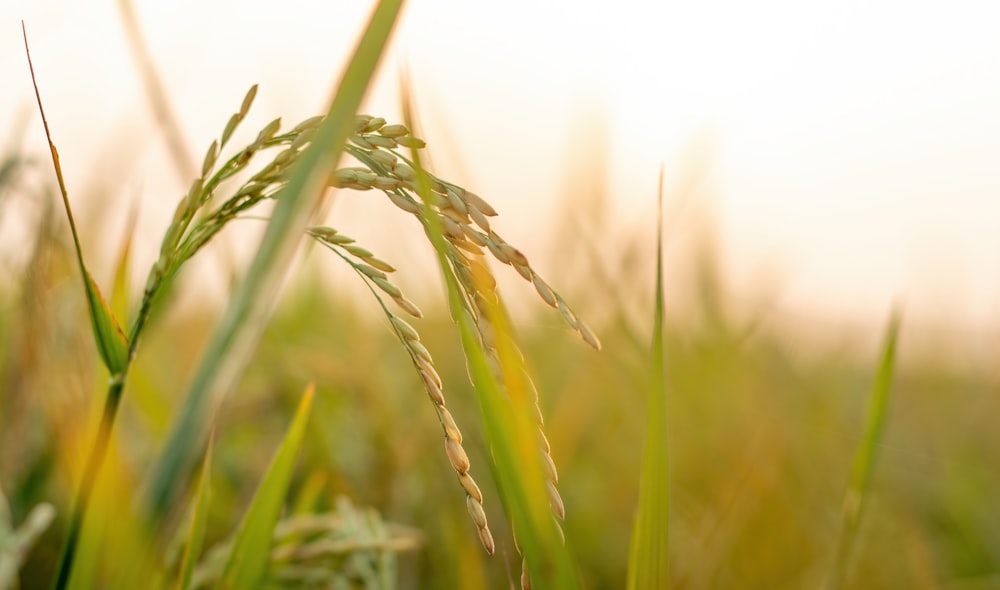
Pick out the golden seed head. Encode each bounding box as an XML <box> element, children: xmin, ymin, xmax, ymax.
<box><xmin>379</xmin><ymin>123</ymin><xmax>410</xmax><ymax>137</ymax></box>
<box><xmin>372</xmin><ymin>176</ymin><xmax>400</xmax><ymax>191</ymax></box>
<box><xmin>291</xmin><ymin>115</ymin><xmax>324</xmax><ymax>134</ymax></box>
<box><xmin>239</xmin><ymin>84</ymin><xmax>258</xmax><ymax>119</ymax></box>
<box><xmin>356</xmin><ymin>264</ymin><xmax>388</xmax><ymax>281</ymax></box>
<box><xmin>461</xmin><ymin>225</ymin><xmax>487</xmax><ymax>247</ymax></box>
<box><xmin>365</xmin><ymin>256</ymin><xmax>396</xmax><ymax>273</ymax></box>
<box><xmin>349</xmin><ymin>134</ymin><xmax>375</xmax><ymax>150</ymax></box>
<box><xmin>362</xmin><ymin>116</ymin><xmax>386</xmax><ymax>133</ymax></box>
<box><xmin>369</xmin><ymin>149</ymin><xmax>398</xmax><ymax>169</ymax></box>
<box><xmin>202</xmin><ymin>140</ymin><xmax>219</xmax><ymax>177</ymax></box>
<box><xmin>393</xmin><ymin>162</ymin><xmax>417</xmax><ymax>181</ymax></box>
<box><xmin>478</xmin><ymin>525</ymin><xmax>495</xmax><ymax>555</ymax></box>
<box><xmin>387</xmin><ymin>191</ymin><xmax>420</xmax><ymax>214</ymax></box>
<box><xmin>557</xmin><ymin>300</ymin><xmax>580</xmax><ymax>330</ymax></box>
<box><xmin>342</xmin><ymin>244</ymin><xmax>374</xmax><ymax>258</ymax></box>
<box><xmin>485</xmin><ymin>238</ymin><xmax>511</xmax><ymax>265</ymax></box>
<box><xmin>458</xmin><ymin>472</ymin><xmax>483</xmax><ymax>503</ymax></box>
<box><xmin>408</xmin><ymin>340</ymin><xmax>433</xmax><ymax>364</ymax></box>
<box><xmin>467</xmin><ymin>203</ymin><xmax>491</xmax><ymax>232</ymax></box>
<box><xmin>513</xmin><ymin>263</ymin><xmax>533</xmax><ymax>281</ymax></box>
<box><xmin>393</xmin><ymin>296</ymin><xmax>423</xmax><ymax>318</ymax></box>
<box><xmin>546</xmin><ymin>480</ymin><xmax>566</xmax><ymax>520</ymax></box>
<box><xmin>438</xmin><ymin>406</ymin><xmax>462</xmax><ymax>443</ymax></box>
<box><xmin>541</xmin><ymin>450</ymin><xmax>558</xmax><ymax>484</ymax></box>
<box><xmin>446</xmin><ymin>188</ymin><xmax>468</xmax><ymax>215</ymax></box>
<box><xmin>532</xmin><ymin>276</ymin><xmax>558</xmax><ymax>308</ymax></box>
<box><xmin>371</xmin><ymin>276</ymin><xmax>402</xmax><ymax>298</ymax></box>
<box><xmin>416</xmin><ymin>358</ymin><xmax>441</xmax><ymax>388</ymax></box>
<box><xmin>254</xmin><ymin>117</ymin><xmax>282</xmax><ymax>147</ymax></box>
<box><xmin>464</xmin><ymin>191</ymin><xmax>498</xmax><ymax>216</ymax></box>
<box><xmin>221</xmin><ymin>113</ymin><xmax>241</xmax><ymax>146</ymax></box>
<box><xmin>445</xmin><ymin>438</ymin><xmax>470</xmax><ymax>474</ymax></box>
<box><xmin>420</xmin><ymin>370</ymin><xmax>445</xmax><ymax>405</ymax></box>
<box><xmin>578</xmin><ymin>321</ymin><xmax>601</xmax><ymax>351</ymax></box>
<box><xmin>391</xmin><ymin>317</ymin><xmax>419</xmax><ymax>341</ymax></box>
<box><xmin>309</xmin><ymin>226</ymin><xmax>338</xmax><ymax>239</ymax></box>
<box><xmin>273</xmin><ymin>149</ymin><xmax>298</xmax><ymax>169</ymax></box>
<box><xmin>364</xmin><ymin>134</ymin><xmax>398</xmax><ymax>149</ymax></box>
<box><xmin>395</xmin><ymin>135</ymin><xmax>427</xmax><ymax>149</ymax></box>
<box><xmin>354</xmin><ymin>114</ymin><xmax>373</xmax><ymax>132</ymax></box>
<box><xmin>466</xmin><ymin>495</ymin><xmax>488</xmax><ymax>529</ymax></box>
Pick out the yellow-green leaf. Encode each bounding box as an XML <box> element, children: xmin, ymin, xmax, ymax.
<box><xmin>83</xmin><ymin>269</ymin><xmax>130</xmax><ymax>375</ymax></box>
<box><xmin>218</xmin><ymin>385</ymin><xmax>314</xmax><ymax>589</ymax></box>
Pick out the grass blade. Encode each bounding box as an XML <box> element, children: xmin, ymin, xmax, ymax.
<box><xmin>627</xmin><ymin>167</ymin><xmax>670</xmax><ymax>589</ymax></box>
<box><xmin>175</xmin><ymin>435</ymin><xmax>214</xmax><ymax>590</ymax></box>
<box><xmin>218</xmin><ymin>385</ymin><xmax>314</xmax><ymax>589</ymax></box>
<box><xmin>827</xmin><ymin>311</ymin><xmax>901</xmax><ymax>590</ymax></box>
<box><xmin>23</xmin><ymin>22</ymin><xmax>129</xmax><ymax>376</ymax></box>
<box><xmin>143</xmin><ymin>0</ymin><xmax>404</xmax><ymax>521</ymax></box>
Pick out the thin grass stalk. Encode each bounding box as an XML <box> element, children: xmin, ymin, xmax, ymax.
<box><xmin>827</xmin><ymin>311</ymin><xmax>901</xmax><ymax>590</ymax></box>
<box><xmin>143</xmin><ymin>0</ymin><xmax>404</xmax><ymax>524</ymax></box>
<box><xmin>627</xmin><ymin>167</ymin><xmax>670</xmax><ymax>589</ymax></box>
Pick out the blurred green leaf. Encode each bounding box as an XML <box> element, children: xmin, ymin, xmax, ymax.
<box><xmin>83</xmin><ymin>269</ymin><xmax>130</xmax><ymax>375</ymax></box>
<box><xmin>828</xmin><ymin>311</ymin><xmax>901</xmax><ymax>590</ymax></box>
<box><xmin>175</xmin><ymin>436</ymin><xmax>214</xmax><ymax>590</ymax></box>
<box><xmin>627</xmin><ymin>167</ymin><xmax>670</xmax><ymax>590</ymax></box>
<box><xmin>218</xmin><ymin>385</ymin><xmax>314</xmax><ymax>589</ymax></box>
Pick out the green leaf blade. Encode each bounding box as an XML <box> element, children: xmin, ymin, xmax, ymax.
<box><xmin>83</xmin><ymin>269</ymin><xmax>130</xmax><ymax>375</ymax></box>
<box><xmin>218</xmin><ymin>385</ymin><xmax>314</xmax><ymax>590</ymax></box>
<box><xmin>175</xmin><ymin>436</ymin><xmax>214</xmax><ymax>590</ymax></box>
<box><xmin>627</xmin><ymin>167</ymin><xmax>670</xmax><ymax>590</ymax></box>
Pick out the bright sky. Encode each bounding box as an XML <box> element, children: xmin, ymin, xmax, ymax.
<box><xmin>3</xmin><ymin>0</ymin><xmax>999</xmax><ymax>339</ymax></box>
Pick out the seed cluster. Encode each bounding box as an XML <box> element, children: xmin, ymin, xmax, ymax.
<box><xmin>155</xmin><ymin>83</ymin><xmax>601</xmax><ymax>572</ymax></box>
<box><xmin>328</xmin><ymin>114</ymin><xmax>599</xmax><ymax>577</ymax></box>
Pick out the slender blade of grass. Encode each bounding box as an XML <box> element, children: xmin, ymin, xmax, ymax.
<box><xmin>827</xmin><ymin>311</ymin><xmax>901</xmax><ymax>590</ymax></box>
<box><xmin>175</xmin><ymin>435</ymin><xmax>214</xmax><ymax>590</ymax></box>
<box><xmin>24</xmin><ymin>24</ymin><xmax>136</xmax><ymax>590</ymax></box>
<box><xmin>143</xmin><ymin>0</ymin><xmax>404</xmax><ymax>521</ymax></box>
<box><xmin>218</xmin><ymin>385</ymin><xmax>314</xmax><ymax>589</ymax></box>
<box><xmin>627</xmin><ymin>167</ymin><xmax>670</xmax><ymax>590</ymax></box>
<box><xmin>23</xmin><ymin>22</ymin><xmax>130</xmax><ymax>376</ymax></box>
<box><xmin>400</xmin><ymin>87</ymin><xmax>578</xmax><ymax>589</ymax></box>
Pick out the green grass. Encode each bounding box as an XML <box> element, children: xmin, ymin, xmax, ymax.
<box><xmin>2</xmin><ymin>7</ymin><xmax>999</xmax><ymax>590</ymax></box>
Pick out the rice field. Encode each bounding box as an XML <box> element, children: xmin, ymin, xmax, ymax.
<box><xmin>2</xmin><ymin>3</ymin><xmax>999</xmax><ymax>589</ymax></box>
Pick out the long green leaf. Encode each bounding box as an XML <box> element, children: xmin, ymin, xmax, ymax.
<box><xmin>627</xmin><ymin>167</ymin><xmax>670</xmax><ymax>589</ymax></box>
<box><xmin>827</xmin><ymin>311</ymin><xmax>901</xmax><ymax>590</ymax></box>
<box><xmin>175</xmin><ymin>435</ymin><xmax>214</xmax><ymax>590</ymax></box>
<box><xmin>143</xmin><ymin>0</ymin><xmax>405</xmax><ymax>520</ymax></box>
<box><xmin>218</xmin><ymin>385</ymin><xmax>314</xmax><ymax>589</ymax></box>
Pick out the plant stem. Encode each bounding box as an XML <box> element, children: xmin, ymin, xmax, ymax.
<box><xmin>52</xmin><ymin>373</ymin><xmax>126</xmax><ymax>590</ymax></box>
